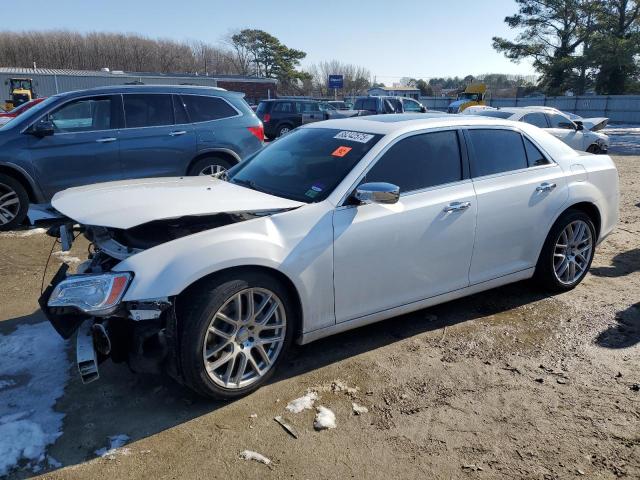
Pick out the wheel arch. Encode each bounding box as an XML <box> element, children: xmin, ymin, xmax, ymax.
<box><xmin>561</xmin><ymin>201</ymin><xmax>602</xmax><ymax>239</ymax></box>
<box><xmin>0</xmin><ymin>163</ymin><xmax>41</xmax><ymax>203</ymax></box>
<box><xmin>186</xmin><ymin>148</ymin><xmax>241</xmax><ymax>175</ymax></box>
<box><xmin>175</xmin><ymin>264</ymin><xmax>304</xmax><ymax>341</ymax></box>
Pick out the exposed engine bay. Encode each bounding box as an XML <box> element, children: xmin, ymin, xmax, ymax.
<box><xmin>39</xmin><ymin>207</ymin><xmax>292</xmax><ymax>384</ymax></box>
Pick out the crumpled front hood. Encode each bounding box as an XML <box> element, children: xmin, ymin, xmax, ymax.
<box><xmin>579</xmin><ymin>117</ymin><xmax>609</xmax><ymax>132</ymax></box>
<box><xmin>52</xmin><ymin>176</ymin><xmax>305</xmax><ymax>230</ymax></box>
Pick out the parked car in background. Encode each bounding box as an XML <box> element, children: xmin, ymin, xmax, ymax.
<box><xmin>256</xmin><ymin>99</ymin><xmax>326</xmax><ymax>138</ymax></box>
<box><xmin>0</xmin><ymin>85</ymin><xmax>263</xmax><ymax>230</ymax></box>
<box><xmin>318</xmin><ymin>101</ymin><xmax>360</xmax><ymax>119</ymax></box>
<box><xmin>40</xmin><ymin>114</ymin><xmax>618</xmax><ymax>398</ymax></box>
<box><xmin>399</xmin><ymin>97</ymin><xmax>427</xmax><ymax>113</ymax></box>
<box><xmin>0</xmin><ymin>97</ymin><xmax>47</xmax><ymax>126</ymax></box>
<box><xmin>328</xmin><ymin>100</ymin><xmax>353</xmax><ymax>110</ymax></box>
<box><xmin>521</xmin><ymin>106</ymin><xmax>609</xmax><ymax>132</ymax></box>
<box><xmin>462</xmin><ymin>106</ymin><xmax>609</xmax><ymax>153</ymax></box>
<box><xmin>353</xmin><ymin>96</ymin><xmax>426</xmax><ymax>115</ymax></box>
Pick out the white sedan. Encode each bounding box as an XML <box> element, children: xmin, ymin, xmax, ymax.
<box><xmin>40</xmin><ymin>114</ymin><xmax>619</xmax><ymax>398</ymax></box>
<box><xmin>462</xmin><ymin>106</ymin><xmax>610</xmax><ymax>154</ymax></box>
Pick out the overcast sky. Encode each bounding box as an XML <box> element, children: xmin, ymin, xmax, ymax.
<box><xmin>22</xmin><ymin>0</ymin><xmax>535</xmax><ymax>83</ymax></box>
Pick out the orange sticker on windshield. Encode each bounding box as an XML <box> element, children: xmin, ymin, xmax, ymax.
<box><xmin>332</xmin><ymin>146</ymin><xmax>352</xmax><ymax>157</ymax></box>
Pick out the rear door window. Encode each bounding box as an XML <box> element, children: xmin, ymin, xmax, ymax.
<box><xmin>181</xmin><ymin>95</ymin><xmax>238</xmax><ymax>122</ymax></box>
<box><xmin>172</xmin><ymin>95</ymin><xmax>189</xmax><ymax>124</ymax></box>
<box><xmin>522</xmin><ymin>112</ymin><xmax>549</xmax><ymax>128</ymax></box>
<box><xmin>124</xmin><ymin>94</ymin><xmax>174</xmax><ymax>128</ymax></box>
<box><xmin>364</xmin><ymin>130</ymin><xmax>463</xmax><ymax>193</ymax></box>
<box><xmin>274</xmin><ymin>102</ymin><xmax>294</xmax><ymax>113</ymax></box>
<box><xmin>467</xmin><ymin>129</ymin><xmax>528</xmax><ymax>177</ymax></box>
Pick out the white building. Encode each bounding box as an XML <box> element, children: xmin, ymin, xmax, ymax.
<box><xmin>367</xmin><ymin>85</ymin><xmax>420</xmax><ymax>99</ymax></box>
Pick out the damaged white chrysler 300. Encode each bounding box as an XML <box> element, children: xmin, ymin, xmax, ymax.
<box><xmin>39</xmin><ymin>114</ymin><xmax>619</xmax><ymax>399</ymax></box>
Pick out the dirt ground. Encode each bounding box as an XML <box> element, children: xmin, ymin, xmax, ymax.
<box><xmin>0</xmin><ymin>155</ymin><xmax>638</xmax><ymax>480</ymax></box>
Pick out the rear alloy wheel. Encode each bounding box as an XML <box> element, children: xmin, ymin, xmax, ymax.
<box><xmin>0</xmin><ymin>173</ymin><xmax>29</xmax><ymax>231</ymax></box>
<box><xmin>187</xmin><ymin>156</ymin><xmax>233</xmax><ymax>177</ymax></box>
<box><xmin>178</xmin><ymin>272</ymin><xmax>294</xmax><ymax>399</ymax></box>
<box><xmin>534</xmin><ymin>210</ymin><xmax>596</xmax><ymax>292</ymax></box>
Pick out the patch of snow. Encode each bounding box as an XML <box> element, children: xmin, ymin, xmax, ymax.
<box><xmin>52</xmin><ymin>251</ymin><xmax>82</xmax><ymax>264</ymax></box>
<box><xmin>239</xmin><ymin>449</ymin><xmax>271</xmax><ymax>465</ymax></box>
<box><xmin>0</xmin><ymin>227</ymin><xmax>47</xmax><ymax>238</ymax></box>
<box><xmin>0</xmin><ymin>322</ymin><xmax>70</xmax><ymax>476</ymax></box>
<box><xmin>352</xmin><ymin>403</ymin><xmax>368</xmax><ymax>415</ymax></box>
<box><xmin>95</xmin><ymin>434</ymin><xmax>130</xmax><ymax>458</ymax></box>
<box><xmin>285</xmin><ymin>391</ymin><xmax>318</xmax><ymax>413</ymax></box>
<box><xmin>314</xmin><ymin>406</ymin><xmax>337</xmax><ymax>430</ymax></box>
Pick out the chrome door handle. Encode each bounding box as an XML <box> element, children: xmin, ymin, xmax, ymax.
<box><xmin>169</xmin><ymin>130</ymin><xmax>187</xmax><ymax>136</ymax></box>
<box><xmin>96</xmin><ymin>137</ymin><xmax>116</xmax><ymax>143</ymax></box>
<box><xmin>443</xmin><ymin>201</ymin><xmax>471</xmax><ymax>212</ymax></box>
<box><xmin>536</xmin><ymin>182</ymin><xmax>557</xmax><ymax>192</ymax></box>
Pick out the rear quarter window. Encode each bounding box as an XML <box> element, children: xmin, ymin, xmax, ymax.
<box><xmin>181</xmin><ymin>95</ymin><xmax>239</xmax><ymax>122</ymax></box>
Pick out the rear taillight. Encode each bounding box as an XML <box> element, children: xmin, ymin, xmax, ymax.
<box><xmin>263</xmin><ymin>113</ymin><xmax>271</xmax><ymax>123</ymax></box>
<box><xmin>247</xmin><ymin>124</ymin><xmax>264</xmax><ymax>142</ymax></box>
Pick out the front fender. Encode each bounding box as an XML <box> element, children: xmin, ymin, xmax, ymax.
<box><xmin>114</xmin><ymin>203</ymin><xmax>336</xmax><ymax>332</ymax></box>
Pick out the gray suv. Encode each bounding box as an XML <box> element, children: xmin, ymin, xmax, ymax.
<box><xmin>0</xmin><ymin>85</ymin><xmax>264</xmax><ymax>230</ymax></box>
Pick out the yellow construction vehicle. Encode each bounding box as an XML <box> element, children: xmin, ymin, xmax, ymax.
<box><xmin>4</xmin><ymin>78</ymin><xmax>36</xmax><ymax>112</ymax></box>
<box><xmin>447</xmin><ymin>83</ymin><xmax>487</xmax><ymax>113</ymax></box>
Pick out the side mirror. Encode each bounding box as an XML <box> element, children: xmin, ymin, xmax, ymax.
<box><xmin>29</xmin><ymin>120</ymin><xmax>54</xmax><ymax>138</ymax></box>
<box><xmin>353</xmin><ymin>182</ymin><xmax>400</xmax><ymax>205</ymax></box>
<box><xmin>575</xmin><ymin>120</ymin><xmax>584</xmax><ymax>131</ymax></box>
<box><xmin>420</xmin><ymin>105</ymin><xmax>427</xmax><ymax>113</ymax></box>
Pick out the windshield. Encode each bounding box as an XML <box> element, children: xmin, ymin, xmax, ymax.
<box><xmin>227</xmin><ymin>128</ymin><xmax>383</xmax><ymax>203</ymax></box>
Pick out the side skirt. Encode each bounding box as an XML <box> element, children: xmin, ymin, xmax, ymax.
<box><xmin>299</xmin><ymin>268</ymin><xmax>535</xmax><ymax>345</ymax></box>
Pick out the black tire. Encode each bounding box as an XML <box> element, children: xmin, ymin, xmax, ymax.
<box><xmin>586</xmin><ymin>144</ymin><xmax>601</xmax><ymax>154</ymax></box>
<box><xmin>0</xmin><ymin>173</ymin><xmax>29</xmax><ymax>231</ymax></box>
<box><xmin>276</xmin><ymin>124</ymin><xmax>293</xmax><ymax>137</ymax></box>
<box><xmin>187</xmin><ymin>156</ymin><xmax>233</xmax><ymax>176</ymax></box>
<box><xmin>177</xmin><ymin>271</ymin><xmax>295</xmax><ymax>400</ymax></box>
<box><xmin>533</xmin><ymin>209</ymin><xmax>596</xmax><ymax>292</ymax></box>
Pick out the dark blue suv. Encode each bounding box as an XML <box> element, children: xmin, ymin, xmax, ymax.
<box><xmin>0</xmin><ymin>85</ymin><xmax>264</xmax><ymax>230</ymax></box>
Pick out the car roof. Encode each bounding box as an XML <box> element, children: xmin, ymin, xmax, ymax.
<box><xmin>51</xmin><ymin>84</ymin><xmax>237</xmax><ymax>99</ymax></box>
<box><xmin>302</xmin><ymin>113</ymin><xmax>525</xmax><ymax>135</ymax></box>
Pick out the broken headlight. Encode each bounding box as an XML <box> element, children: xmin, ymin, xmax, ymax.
<box><xmin>48</xmin><ymin>272</ymin><xmax>132</xmax><ymax>316</ymax></box>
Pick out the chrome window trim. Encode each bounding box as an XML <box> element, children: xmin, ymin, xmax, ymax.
<box><xmin>21</xmin><ymin>91</ymin><xmax>243</xmax><ymax>134</ymax></box>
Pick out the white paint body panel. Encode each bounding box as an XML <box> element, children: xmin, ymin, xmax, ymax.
<box><xmin>51</xmin><ymin>176</ymin><xmax>304</xmax><ymax>229</ymax></box>
<box><xmin>52</xmin><ymin>116</ymin><xmax>619</xmax><ymax>345</ymax></box>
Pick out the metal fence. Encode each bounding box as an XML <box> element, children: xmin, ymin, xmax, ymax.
<box><xmin>419</xmin><ymin>95</ymin><xmax>640</xmax><ymax>124</ymax></box>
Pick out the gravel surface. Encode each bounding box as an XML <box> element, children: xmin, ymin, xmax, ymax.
<box><xmin>0</xmin><ymin>155</ymin><xmax>638</xmax><ymax>480</ymax></box>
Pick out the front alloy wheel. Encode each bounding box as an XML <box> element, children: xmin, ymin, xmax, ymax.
<box><xmin>203</xmin><ymin>288</ymin><xmax>286</xmax><ymax>389</ymax></box>
<box><xmin>0</xmin><ymin>173</ymin><xmax>29</xmax><ymax>231</ymax></box>
<box><xmin>178</xmin><ymin>272</ymin><xmax>294</xmax><ymax>399</ymax></box>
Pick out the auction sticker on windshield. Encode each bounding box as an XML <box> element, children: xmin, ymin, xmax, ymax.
<box><xmin>332</xmin><ymin>146</ymin><xmax>352</xmax><ymax>157</ymax></box>
<box><xmin>334</xmin><ymin>131</ymin><xmax>375</xmax><ymax>143</ymax></box>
